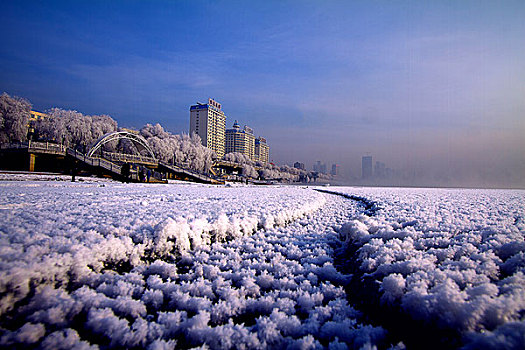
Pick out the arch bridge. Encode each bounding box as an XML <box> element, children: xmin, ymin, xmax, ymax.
<box><xmin>1</xmin><ymin>132</ymin><xmax>222</xmax><ymax>184</ymax></box>
<box><xmin>87</xmin><ymin>131</ymin><xmax>157</xmax><ymax>165</ymax></box>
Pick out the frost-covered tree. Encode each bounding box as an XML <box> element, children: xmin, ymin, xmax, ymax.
<box><xmin>242</xmin><ymin>164</ymin><xmax>259</xmax><ymax>178</ymax></box>
<box><xmin>37</xmin><ymin>108</ymin><xmax>118</xmax><ymax>152</ymax></box>
<box><xmin>37</xmin><ymin>108</ymin><xmax>69</xmax><ymax>145</ymax></box>
<box><xmin>223</xmin><ymin>152</ymin><xmax>312</xmax><ymax>181</ymax></box>
<box><xmin>185</xmin><ymin>132</ymin><xmax>215</xmax><ymax>172</ymax></box>
<box><xmin>139</xmin><ymin>124</ymin><xmax>215</xmax><ymax>173</ymax></box>
<box><xmin>0</xmin><ymin>93</ymin><xmax>31</xmax><ymax>144</ymax></box>
<box><xmin>223</xmin><ymin>152</ymin><xmax>255</xmax><ymax>166</ymax></box>
<box><xmin>92</xmin><ymin>115</ymin><xmax>118</xmax><ymax>140</ymax></box>
<box><xmin>223</xmin><ymin>153</ymin><xmax>261</xmax><ymax>179</ymax></box>
<box><xmin>258</xmin><ymin>167</ymin><xmax>280</xmax><ymax>180</ymax></box>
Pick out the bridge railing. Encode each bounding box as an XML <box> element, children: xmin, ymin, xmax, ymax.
<box><xmin>70</xmin><ymin>149</ymin><xmax>163</xmax><ymax>182</ymax></box>
<box><xmin>2</xmin><ymin>141</ymin><xmax>67</xmax><ymax>155</ymax></box>
<box><xmin>214</xmin><ymin>160</ymin><xmax>243</xmax><ymax>168</ymax></box>
<box><xmin>159</xmin><ymin>161</ymin><xmax>216</xmax><ymax>183</ymax></box>
<box><xmin>101</xmin><ymin>151</ymin><xmax>157</xmax><ymax>165</ymax></box>
<box><xmin>162</xmin><ymin>161</ymin><xmax>213</xmax><ymax>177</ymax></box>
<box><xmin>214</xmin><ymin>160</ymin><xmax>263</xmax><ymax>171</ymax></box>
<box><xmin>67</xmin><ymin>148</ymin><xmax>122</xmax><ymax>175</ymax></box>
<box><xmin>29</xmin><ymin>141</ymin><xmax>67</xmax><ymax>154</ymax></box>
<box><xmin>2</xmin><ymin>141</ymin><xmax>216</xmax><ymax>183</ymax></box>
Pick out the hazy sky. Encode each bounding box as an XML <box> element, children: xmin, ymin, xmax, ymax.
<box><xmin>1</xmin><ymin>1</ymin><xmax>524</xmax><ymax>187</ymax></box>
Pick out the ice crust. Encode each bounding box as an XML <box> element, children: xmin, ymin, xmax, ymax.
<box><xmin>331</xmin><ymin>186</ymin><xmax>525</xmax><ymax>348</ymax></box>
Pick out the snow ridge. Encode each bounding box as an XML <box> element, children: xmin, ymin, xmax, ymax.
<box><xmin>147</xmin><ymin>192</ymin><xmax>326</xmax><ymax>258</ymax></box>
<box><xmin>314</xmin><ymin>189</ymin><xmax>380</xmax><ymax>216</ymax></box>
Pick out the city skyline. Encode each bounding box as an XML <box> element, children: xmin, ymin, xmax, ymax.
<box><xmin>190</xmin><ymin>98</ymin><xmax>270</xmax><ymax>163</ymax></box>
<box><xmin>1</xmin><ymin>1</ymin><xmax>524</xmax><ymax>188</ymax></box>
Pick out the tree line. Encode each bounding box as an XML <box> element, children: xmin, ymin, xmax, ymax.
<box><xmin>0</xmin><ymin>92</ymin><xmax>327</xmax><ymax>181</ymax></box>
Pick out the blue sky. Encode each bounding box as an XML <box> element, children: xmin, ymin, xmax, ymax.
<box><xmin>1</xmin><ymin>1</ymin><xmax>524</xmax><ymax>187</ymax></box>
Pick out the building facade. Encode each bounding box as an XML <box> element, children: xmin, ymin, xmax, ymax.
<box><xmin>28</xmin><ymin>110</ymin><xmax>49</xmax><ymax>140</ymax></box>
<box><xmin>362</xmin><ymin>156</ymin><xmax>373</xmax><ymax>179</ymax></box>
<box><xmin>189</xmin><ymin>98</ymin><xmax>226</xmax><ymax>158</ymax></box>
<box><xmin>225</xmin><ymin>121</ymin><xmax>255</xmax><ymax>159</ymax></box>
<box><xmin>313</xmin><ymin>161</ymin><xmax>327</xmax><ymax>174</ymax></box>
<box><xmin>254</xmin><ymin>137</ymin><xmax>269</xmax><ymax>163</ymax></box>
<box><xmin>29</xmin><ymin>110</ymin><xmax>48</xmax><ymax>122</ymax></box>
<box><xmin>331</xmin><ymin>164</ymin><xmax>339</xmax><ymax>176</ymax></box>
<box><xmin>189</xmin><ymin>99</ymin><xmax>270</xmax><ymax>162</ymax></box>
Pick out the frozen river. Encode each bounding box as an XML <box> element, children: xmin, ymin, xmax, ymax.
<box><xmin>0</xmin><ymin>175</ymin><xmax>523</xmax><ymax>349</ymax></box>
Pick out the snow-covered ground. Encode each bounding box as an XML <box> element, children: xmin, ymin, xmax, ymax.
<box><xmin>329</xmin><ymin>186</ymin><xmax>525</xmax><ymax>348</ymax></box>
<box><xmin>0</xmin><ymin>177</ymin><xmax>386</xmax><ymax>349</ymax></box>
<box><xmin>0</xmin><ymin>176</ymin><xmax>523</xmax><ymax>349</ymax></box>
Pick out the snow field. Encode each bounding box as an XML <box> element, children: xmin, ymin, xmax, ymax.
<box><xmin>0</xmin><ymin>181</ymin><xmax>324</xmax><ymax>324</ymax></box>
<box><xmin>331</xmin><ymin>187</ymin><xmax>525</xmax><ymax>348</ymax></box>
<box><xmin>0</xmin><ymin>179</ymin><xmax>392</xmax><ymax>349</ymax></box>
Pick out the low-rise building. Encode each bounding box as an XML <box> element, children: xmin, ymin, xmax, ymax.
<box><xmin>294</xmin><ymin>162</ymin><xmax>305</xmax><ymax>170</ymax></box>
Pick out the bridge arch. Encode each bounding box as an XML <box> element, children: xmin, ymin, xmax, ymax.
<box><xmin>87</xmin><ymin>131</ymin><xmax>157</xmax><ymax>161</ymax></box>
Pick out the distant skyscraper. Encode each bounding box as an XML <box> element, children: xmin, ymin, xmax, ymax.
<box><xmin>254</xmin><ymin>137</ymin><xmax>269</xmax><ymax>163</ymax></box>
<box><xmin>225</xmin><ymin>121</ymin><xmax>256</xmax><ymax>160</ymax></box>
<box><xmin>331</xmin><ymin>164</ymin><xmax>339</xmax><ymax>176</ymax></box>
<box><xmin>374</xmin><ymin>161</ymin><xmax>386</xmax><ymax>178</ymax></box>
<box><xmin>362</xmin><ymin>156</ymin><xmax>373</xmax><ymax>179</ymax></box>
<box><xmin>189</xmin><ymin>98</ymin><xmax>226</xmax><ymax>158</ymax></box>
<box><xmin>313</xmin><ymin>161</ymin><xmax>327</xmax><ymax>174</ymax></box>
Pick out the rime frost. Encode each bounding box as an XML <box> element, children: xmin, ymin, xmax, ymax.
<box><xmin>0</xmin><ymin>177</ymin><xmax>388</xmax><ymax>348</ymax></box>
<box><xmin>330</xmin><ymin>187</ymin><xmax>525</xmax><ymax>348</ymax></box>
<box><xmin>1</xmin><ymin>177</ymin><xmax>523</xmax><ymax>349</ymax></box>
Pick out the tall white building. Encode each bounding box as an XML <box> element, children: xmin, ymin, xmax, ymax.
<box><xmin>189</xmin><ymin>98</ymin><xmax>226</xmax><ymax>158</ymax></box>
<box><xmin>254</xmin><ymin>137</ymin><xmax>269</xmax><ymax>163</ymax></box>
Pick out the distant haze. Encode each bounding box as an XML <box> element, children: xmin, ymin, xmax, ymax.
<box><xmin>1</xmin><ymin>1</ymin><xmax>524</xmax><ymax>188</ymax></box>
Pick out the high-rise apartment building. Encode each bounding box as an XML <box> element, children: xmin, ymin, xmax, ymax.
<box><xmin>362</xmin><ymin>156</ymin><xmax>373</xmax><ymax>179</ymax></box>
<box><xmin>225</xmin><ymin>121</ymin><xmax>256</xmax><ymax>159</ymax></box>
<box><xmin>314</xmin><ymin>161</ymin><xmax>327</xmax><ymax>174</ymax></box>
<box><xmin>374</xmin><ymin>161</ymin><xmax>386</xmax><ymax>178</ymax></box>
<box><xmin>331</xmin><ymin>164</ymin><xmax>339</xmax><ymax>176</ymax></box>
<box><xmin>254</xmin><ymin>137</ymin><xmax>269</xmax><ymax>163</ymax></box>
<box><xmin>189</xmin><ymin>99</ymin><xmax>270</xmax><ymax>162</ymax></box>
<box><xmin>189</xmin><ymin>98</ymin><xmax>226</xmax><ymax>158</ymax></box>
